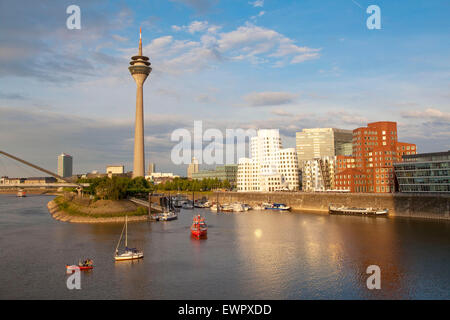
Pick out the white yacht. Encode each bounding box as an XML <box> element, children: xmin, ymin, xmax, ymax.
<box><xmin>159</xmin><ymin>211</ymin><xmax>178</xmax><ymax>221</ymax></box>
<box><xmin>114</xmin><ymin>216</ymin><xmax>144</xmax><ymax>261</ymax></box>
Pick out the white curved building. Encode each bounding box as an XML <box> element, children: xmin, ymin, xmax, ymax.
<box><xmin>237</xmin><ymin>129</ymin><xmax>299</xmax><ymax>192</ymax></box>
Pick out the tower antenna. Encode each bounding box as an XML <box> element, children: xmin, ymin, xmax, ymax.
<box><xmin>139</xmin><ymin>27</ymin><xmax>142</xmax><ymax>56</ymax></box>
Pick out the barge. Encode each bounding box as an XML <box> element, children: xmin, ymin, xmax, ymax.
<box><xmin>329</xmin><ymin>205</ymin><xmax>388</xmax><ymax>217</ymax></box>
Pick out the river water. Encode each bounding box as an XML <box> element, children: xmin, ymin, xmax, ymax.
<box><xmin>0</xmin><ymin>194</ymin><xmax>449</xmax><ymax>299</ymax></box>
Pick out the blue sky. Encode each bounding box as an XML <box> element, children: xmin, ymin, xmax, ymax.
<box><xmin>0</xmin><ymin>0</ymin><xmax>449</xmax><ymax>176</ymax></box>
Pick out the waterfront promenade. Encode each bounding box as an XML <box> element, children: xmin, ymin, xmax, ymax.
<box><xmin>200</xmin><ymin>192</ymin><xmax>449</xmax><ymax>221</ymax></box>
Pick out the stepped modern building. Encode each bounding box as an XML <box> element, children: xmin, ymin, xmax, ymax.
<box><xmin>129</xmin><ymin>28</ymin><xmax>152</xmax><ymax>178</ymax></box>
<box><xmin>237</xmin><ymin>129</ymin><xmax>299</xmax><ymax>192</ymax></box>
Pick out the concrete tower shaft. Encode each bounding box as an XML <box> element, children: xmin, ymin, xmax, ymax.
<box><xmin>129</xmin><ymin>28</ymin><xmax>152</xmax><ymax>178</ymax></box>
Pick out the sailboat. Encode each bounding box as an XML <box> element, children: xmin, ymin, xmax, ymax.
<box><xmin>114</xmin><ymin>215</ymin><xmax>143</xmax><ymax>261</ymax></box>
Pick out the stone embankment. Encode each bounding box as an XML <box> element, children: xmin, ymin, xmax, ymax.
<box><xmin>201</xmin><ymin>192</ymin><xmax>450</xmax><ymax>221</ymax></box>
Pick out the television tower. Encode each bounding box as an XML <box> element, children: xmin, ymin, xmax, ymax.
<box><xmin>129</xmin><ymin>28</ymin><xmax>152</xmax><ymax>178</ymax></box>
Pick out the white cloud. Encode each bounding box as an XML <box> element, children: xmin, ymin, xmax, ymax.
<box><xmin>130</xmin><ymin>22</ymin><xmax>320</xmax><ymax>75</ymax></box>
<box><xmin>271</xmin><ymin>109</ymin><xmax>294</xmax><ymax>117</ymax></box>
<box><xmin>112</xmin><ymin>34</ymin><xmax>128</xmax><ymax>42</ymax></box>
<box><xmin>172</xmin><ymin>20</ymin><xmax>221</xmax><ymax>34</ymax></box>
<box><xmin>401</xmin><ymin>108</ymin><xmax>450</xmax><ymax>121</ymax></box>
<box><xmin>250</xmin><ymin>0</ymin><xmax>264</xmax><ymax>7</ymax></box>
<box><xmin>243</xmin><ymin>92</ymin><xmax>298</xmax><ymax>106</ymax></box>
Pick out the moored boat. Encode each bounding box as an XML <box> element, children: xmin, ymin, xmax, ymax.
<box><xmin>252</xmin><ymin>204</ymin><xmax>265</xmax><ymax>210</ymax></box>
<box><xmin>16</xmin><ymin>189</ymin><xmax>26</xmax><ymax>197</ymax></box>
<box><xmin>264</xmin><ymin>203</ymin><xmax>291</xmax><ymax>211</ymax></box>
<box><xmin>232</xmin><ymin>203</ymin><xmax>245</xmax><ymax>212</ymax></box>
<box><xmin>159</xmin><ymin>211</ymin><xmax>178</xmax><ymax>221</ymax></box>
<box><xmin>328</xmin><ymin>205</ymin><xmax>388</xmax><ymax>216</ymax></box>
<box><xmin>220</xmin><ymin>203</ymin><xmax>234</xmax><ymax>212</ymax></box>
<box><xmin>182</xmin><ymin>201</ymin><xmax>194</xmax><ymax>209</ymax></box>
<box><xmin>191</xmin><ymin>214</ymin><xmax>207</xmax><ymax>238</ymax></box>
<box><xmin>210</xmin><ymin>203</ymin><xmax>221</xmax><ymax>212</ymax></box>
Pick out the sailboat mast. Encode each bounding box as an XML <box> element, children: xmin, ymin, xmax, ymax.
<box><xmin>115</xmin><ymin>221</ymin><xmax>126</xmax><ymax>255</ymax></box>
<box><xmin>125</xmin><ymin>215</ymin><xmax>128</xmax><ymax>248</ymax></box>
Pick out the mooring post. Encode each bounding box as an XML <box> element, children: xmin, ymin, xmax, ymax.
<box><xmin>148</xmin><ymin>191</ymin><xmax>152</xmax><ymax>218</ymax></box>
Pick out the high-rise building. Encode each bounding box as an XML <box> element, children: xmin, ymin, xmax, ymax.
<box><xmin>129</xmin><ymin>28</ymin><xmax>152</xmax><ymax>178</ymax></box>
<box><xmin>187</xmin><ymin>157</ymin><xmax>199</xmax><ymax>179</ymax></box>
<box><xmin>57</xmin><ymin>153</ymin><xmax>73</xmax><ymax>178</ymax></box>
<box><xmin>335</xmin><ymin>121</ymin><xmax>416</xmax><ymax>193</ymax></box>
<box><xmin>148</xmin><ymin>163</ymin><xmax>155</xmax><ymax>175</ymax></box>
<box><xmin>237</xmin><ymin>129</ymin><xmax>299</xmax><ymax>192</ymax></box>
<box><xmin>295</xmin><ymin>128</ymin><xmax>353</xmax><ymax>163</ymax></box>
<box><xmin>394</xmin><ymin>151</ymin><xmax>449</xmax><ymax>193</ymax></box>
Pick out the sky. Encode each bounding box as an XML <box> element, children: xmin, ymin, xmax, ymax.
<box><xmin>0</xmin><ymin>0</ymin><xmax>449</xmax><ymax>176</ymax></box>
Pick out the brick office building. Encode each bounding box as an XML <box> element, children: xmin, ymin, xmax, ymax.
<box><xmin>334</xmin><ymin>121</ymin><xmax>416</xmax><ymax>193</ymax></box>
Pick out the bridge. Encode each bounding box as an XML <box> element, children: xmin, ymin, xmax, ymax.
<box><xmin>0</xmin><ymin>183</ymin><xmax>89</xmax><ymax>189</ymax></box>
<box><xmin>0</xmin><ymin>150</ymin><xmax>85</xmax><ymax>189</ymax></box>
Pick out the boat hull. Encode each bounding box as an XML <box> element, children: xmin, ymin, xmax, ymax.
<box><xmin>160</xmin><ymin>215</ymin><xmax>178</xmax><ymax>221</ymax></box>
<box><xmin>191</xmin><ymin>229</ymin><xmax>207</xmax><ymax>238</ymax></box>
<box><xmin>114</xmin><ymin>253</ymin><xmax>144</xmax><ymax>261</ymax></box>
<box><xmin>66</xmin><ymin>265</ymin><xmax>94</xmax><ymax>271</ymax></box>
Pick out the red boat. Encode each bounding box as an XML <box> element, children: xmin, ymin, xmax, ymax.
<box><xmin>190</xmin><ymin>215</ymin><xmax>207</xmax><ymax>238</ymax></box>
<box><xmin>66</xmin><ymin>259</ymin><xmax>94</xmax><ymax>271</ymax></box>
<box><xmin>66</xmin><ymin>265</ymin><xmax>94</xmax><ymax>271</ymax></box>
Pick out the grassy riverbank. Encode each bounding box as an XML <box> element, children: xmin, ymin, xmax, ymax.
<box><xmin>48</xmin><ymin>196</ymin><xmax>149</xmax><ymax>223</ymax></box>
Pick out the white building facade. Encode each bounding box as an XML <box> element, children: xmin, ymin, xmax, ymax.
<box><xmin>237</xmin><ymin>129</ymin><xmax>299</xmax><ymax>192</ymax></box>
<box><xmin>302</xmin><ymin>156</ymin><xmax>336</xmax><ymax>192</ymax></box>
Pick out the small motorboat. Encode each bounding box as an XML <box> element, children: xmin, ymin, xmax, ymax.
<box><xmin>16</xmin><ymin>189</ymin><xmax>26</xmax><ymax>197</ymax></box>
<box><xmin>232</xmin><ymin>203</ymin><xmax>245</xmax><ymax>212</ymax></box>
<box><xmin>210</xmin><ymin>203</ymin><xmax>221</xmax><ymax>212</ymax></box>
<box><xmin>264</xmin><ymin>203</ymin><xmax>291</xmax><ymax>211</ymax></box>
<box><xmin>159</xmin><ymin>211</ymin><xmax>178</xmax><ymax>221</ymax></box>
<box><xmin>66</xmin><ymin>259</ymin><xmax>94</xmax><ymax>272</ymax></box>
<box><xmin>191</xmin><ymin>214</ymin><xmax>207</xmax><ymax>238</ymax></box>
<box><xmin>221</xmin><ymin>204</ymin><xmax>234</xmax><ymax>212</ymax></box>
<box><xmin>202</xmin><ymin>201</ymin><xmax>212</xmax><ymax>208</ymax></box>
<box><xmin>252</xmin><ymin>204</ymin><xmax>265</xmax><ymax>210</ymax></box>
<box><xmin>182</xmin><ymin>201</ymin><xmax>194</xmax><ymax>209</ymax></box>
